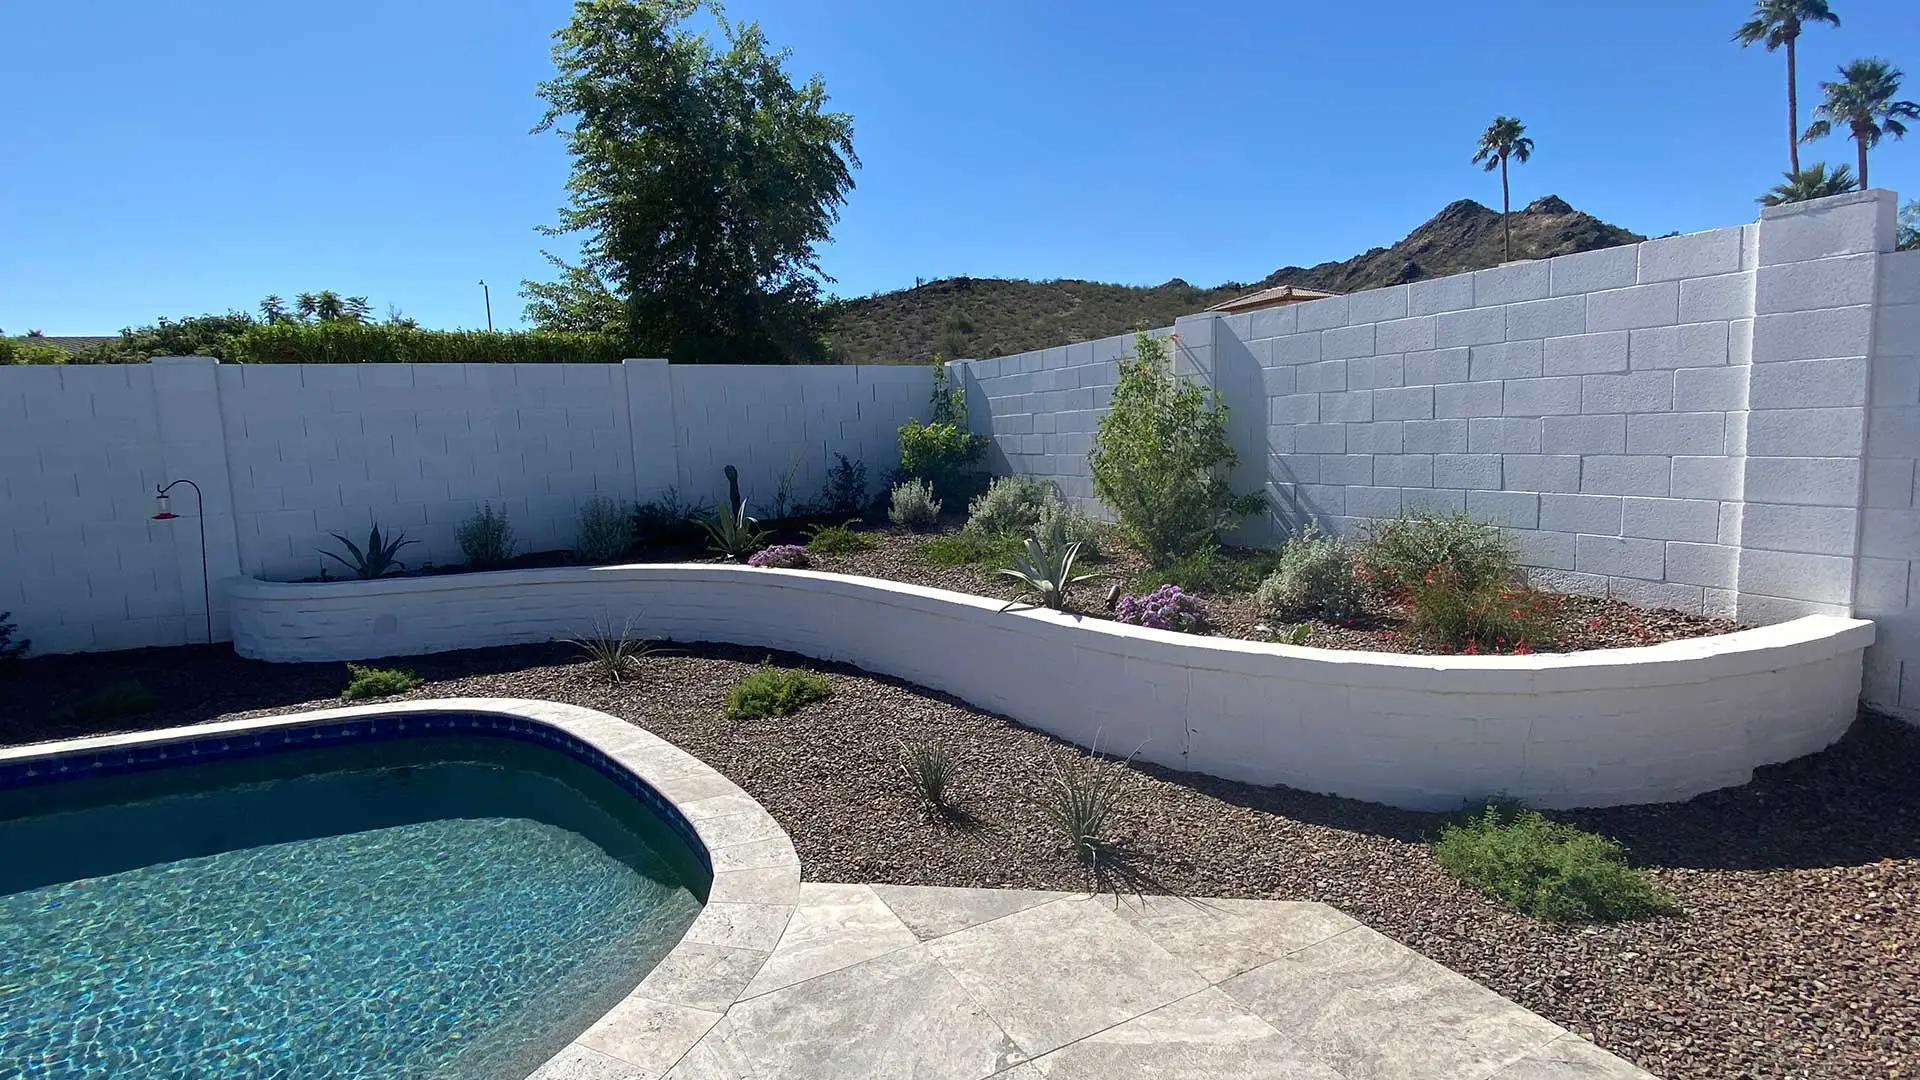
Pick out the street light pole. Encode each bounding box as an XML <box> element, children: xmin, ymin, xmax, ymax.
<box><xmin>479</xmin><ymin>280</ymin><xmax>493</xmax><ymax>332</ymax></box>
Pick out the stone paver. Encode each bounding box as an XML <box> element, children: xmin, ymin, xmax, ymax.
<box><xmin>869</xmin><ymin>884</ymin><xmax>1071</xmax><ymax>941</ymax></box>
<box><xmin>1021</xmin><ymin>987</ymin><xmax>1343</xmax><ymax>1080</ymax></box>
<box><xmin>739</xmin><ymin>883</ymin><xmax>917</xmax><ymax>998</ymax></box>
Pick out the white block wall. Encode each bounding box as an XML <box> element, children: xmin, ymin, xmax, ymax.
<box><xmin>0</xmin><ymin>359</ymin><xmax>932</xmax><ymax>653</ymax></box>
<box><xmin>225</xmin><ymin>564</ymin><xmax>1874</xmax><ymax>810</ymax></box>
<box><xmin>1860</xmin><ymin>247</ymin><xmax>1920</xmax><ymax>717</ymax></box>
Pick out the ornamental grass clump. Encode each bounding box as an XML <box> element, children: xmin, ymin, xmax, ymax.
<box><xmin>1035</xmin><ymin>748</ymin><xmax>1132</xmax><ymax>864</ymax></box>
<box><xmin>566</xmin><ymin>619</ymin><xmax>655</xmax><ymax>684</ymax></box>
<box><xmin>888</xmin><ymin>479</ymin><xmax>942</xmax><ymax>531</ymax></box>
<box><xmin>900</xmin><ymin>735</ymin><xmax>957</xmax><ymax>808</ymax></box>
<box><xmin>341</xmin><ymin>664</ymin><xmax>422</xmax><ymax>701</ymax></box>
<box><xmin>1113</xmin><ymin>585</ymin><xmax>1208</xmax><ymax>633</ymax></box>
<box><xmin>1255</xmin><ymin>524</ymin><xmax>1367</xmax><ymax>622</ymax></box>
<box><xmin>1434</xmin><ymin>804</ymin><xmax>1674</xmax><ymax>923</ymax></box>
<box><xmin>802</xmin><ymin>520</ymin><xmax>875</xmax><ymax>555</ymax></box>
<box><xmin>724</xmin><ymin>661</ymin><xmax>832</xmax><ymax>721</ymax></box>
<box><xmin>747</xmin><ymin>544</ymin><xmax>809</xmax><ymax>568</ymax></box>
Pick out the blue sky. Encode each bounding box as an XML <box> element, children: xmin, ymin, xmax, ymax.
<box><xmin>4</xmin><ymin>0</ymin><xmax>1917</xmax><ymax>335</ymax></box>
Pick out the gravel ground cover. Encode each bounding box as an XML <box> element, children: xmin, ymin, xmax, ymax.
<box><xmin>4</xmin><ymin>642</ymin><xmax>1913</xmax><ymax>1080</ymax></box>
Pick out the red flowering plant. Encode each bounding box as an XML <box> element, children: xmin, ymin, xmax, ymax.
<box><xmin>1405</xmin><ymin>561</ymin><xmax>1560</xmax><ymax>654</ymax></box>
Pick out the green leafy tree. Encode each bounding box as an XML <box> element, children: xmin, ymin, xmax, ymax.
<box><xmin>1899</xmin><ymin>199</ymin><xmax>1920</xmax><ymax>251</ymax></box>
<box><xmin>1088</xmin><ymin>333</ymin><xmax>1262</xmax><ymax>565</ymax></box>
<box><xmin>1471</xmin><ymin>116</ymin><xmax>1534</xmax><ymax>262</ymax></box>
<box><xmin>1757</xmin><ymin>161</ymin><xmax>1857</xmax><ymax>205</ymax></box>
<box><xmin>1803</xmin><ymin>58</ymin><xmax>1920</xmax><ymax>189</ymax></box>
<box><xmin>1733</xmin><ymin>0</ymin><xmax>1842</xmax><ymax>176</ymax></box>
<box><xmin>526</xmin><ymin>0</ymin><xmax>858</xmax><ymax>363</ymax></box>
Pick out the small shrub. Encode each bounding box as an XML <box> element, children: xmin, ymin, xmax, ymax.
<box><xmin>917</xmin><ymin>532</ymin><xmax>1021</xmax><ymax>567</ymax></box>
<box><xmin>1000</xmin><ymin>527</ymin><xmax>1101</xmax><ymax>611</ymax></box>
<box><xmin>888</xmin><ymin>480</ymin><xmax>942</xmax><ymax>531</ymax></box>
<box><xmin>1114</xmin><ymin>585</ymin><xmax>1208</xmax><ymax>633</ymax></box>
<box><xmin>1269</xmin><ymin>622</ymin><xmax>1314</xmax><ymax>646</ymax></box>
<box><xmin>1404</xmin><ymin>563</ymin><xmax>1558</xmax><ymax>653</ymax></box>
<box><xmin>1132</xmin><ymin>545</ymin><xmax>1280</xmax><ymax>595</ymax></box>
<box><xmin>819</xmin><ymin>453</ymin><xmax>870</xmax><ymax>515</ymax></box>
<box><xmin>698</xmin><ymin>501</ymin><xmax>771</xmax><ymax>561</ymax></box>
<box><xmin>0</xmin><ymin>340</ymin><xmax>70</xmax><ymax>365</ymax></box>
<box><xmin>457</xmin><ymin>503</ymin><xmax>515</xmax><ymax>568</ymax></box>
<box><xmin>341</xmin><ymin>664</ymin><xmax>423</xmax><ymax>700</ymax></box>
<box><xmin>1088</xmin><ymin>332</ymin><xmax>1263</xmax><ymax>565</ymax></box>
<box><xmin>575</xmin><ymin>497</ymin><xmax>633</xmax><ymax>564</ymax></box>
<box><xmin>1434</xmin><ymin>804</ymin><xmax>1674</xmax><ymax>923</ymax></box>
<box><xmin>320</xmin><ymin>522</ymin><xmax>416</xmax><ymax>579</ymax></box>
<box><xmin>633</xmin><ymin>488</ymin><xmax>704</xmax><ymax>549</ymax></box>
<box><xmin>567</xmin><ymin>620</ymin><xmax>654</xmax><ymax>684</ymax></box>
<box><xmin>747</xmin><ymin>544</ymin><xmax>810</xmax><ymax>568</ymax></box>
<box><xmin>724</xmin><ymin>661</ymin><xmax>833</xmax><ymax>720</ymax></box>
<box><xmin>0</xmin><ymin>611</ymin><xmax>27</xmax><ymax>663</ymax></box>
<box><xmin>1357</xmin><ymin>510</ymin><xmax>1518</xmax><ymax>599</ymax></box>
<box><xmin>803</xmin><ymin>520</ymin><xmax>876</xmax><ymax>555</ymax></box>
<box><xmin>897</xmin><ymin>361</ymin><xmax>988</xmax><ymax>498</ymax></box>
<box><xmin>1255</xmin><ymin>524</ymin><xmax>1367</xmax><ymax>622</ymax></box>
<box><xmin>965</xmin><ymin>476</ymin><xmax>1060</xmax><ymax>537</ymax></box>
<box><xmin>1034</xmin><ymin>747</ymin><xmax>1132</xmax><ymax>863</ymax></box>
<box><xmin>60</xmin><ymin>681</ymin><xmax>158</xmax><ymax>723</ymax></box>
<box><xmin>1037</xmin><ymin>499</ymin><xmax>1102</xmax><ymax>556</ymax></box>
<box><xmin>901</xmin><ymin>736</ymin><xmax>956</xmax><ymax>808</ymax></box>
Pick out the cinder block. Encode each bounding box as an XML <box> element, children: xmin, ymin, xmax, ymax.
<box><xmin>1376</xmin><ymin>316</ymin><xmax>1437</xmax><ymax>354</ymax></box>
<box><xmin>1513</xmin><ymin>529</ymin><xmax>1578</xmax><ymax>570</ymax></box>
<box><xmin>1322</xmin><ymin>324</ymin><xmax>1376</xmax><ymax>361</ymax></box>
<box><xmin>1575</xmin><ymin>534</ymin><xmax>1665</xmax><ymax>579</ymax></box>
<box><xmin>1881</xmin><ymin>250</ymin><xmax>1920</xmax><ymax>298</ymax></box>
<box><xmin>1679</xmin><ymin>272</ymin><xmax>1755</xmax><ymax>322</ymax></box>
<box><xmin>1878</xmin><ymin>304</ymin><xmax>1920</xmax><ymax>358</ymax></box>
<box><xmin>1637</xmin><ymin>227</ymin><xmax>1744</xmax><ymax>283</ymax></box>
<box><xmin>1298</xmin><ymin>360</ymin><xmax>1349</xmax><ymax>393</ymax></box>
<box><xmin>1404</xmin><ymin>347</ymin><xmax>1470</xmax><ymax>385</ymax></box>
<box><xmin>1737</xmin><ymin>548</ymin><xmax>1855</xmax><ymax>604</ymax></box>
<box><xmin>1741</xmin><ymin>502</ymin><xmax>1858</xmax><ymax>555</ymax></box>
<box><xmin>1543</xmin><ymin>331</ymin><xmax>1629</xmax><ymax>376</ymax></box>
<box><xmin>1347</xmin><ymin>285</ymin><xmax>1410</xmax><ymax>324</ymax></box>
<box><xmin>1295</xmin><ymin>424</ymin><xmax>1347</xmax><ymax>453</ymax></box>
<box><xmin>1403</xmin><ymin>419</ymin><xmax>1469</xmax><ymax>453</ymax></box>
<box><xmin>1297</xmin><ymin>295</ymin><xmax>1351</xmax><ymax>332</ymax></box>
<box><xmin>1626</xmin><ymin>412</ymin><xmax>1726</xmax><ymax>455</ymax></box>
<box><xmin>1273</xmin><ymin>455</ymin><xmax>1321</xmax><ymax>484</ymax></box>
<box><xmin>1374</xmin><ymin>454</ymin><xmax>1434</xmax><ymax>488</ymax></box>
<box><xmin>1468</xmin><ymin>417</ymin><xmax>1543</xmax><ymax>453</ymax></box>
<box><xmin>1581</xmin><ymin>371</ymin><xmax>1675</xmax><ymax>414</ymax></box>
<box><xmin>1665</xmin><ymin>542</ymin><xmax>1740</xmax><ymax>589</ymax></box>
<box><xmin>1859</xmin><ymin>507</ymin><xmax>1920</xmax><ymax>559</ymax></box>
<box><xmin>1400</xmin><ymin>487</ymin><xmax>1465</xmax><ymax>514</ymax></box>
<box><xmin>1587</xmin><ymin>282</ymin><xmax>1680</xmax><ymax>332</ymax></box>
<box><xmin>1755</xmin><ymin>253</ymin><xmax>1880</xmax><ymax>313</ymax></box>
<box><xmin>1674</xmin><ymin>367</ymin><xmax>1747</xmax><ymax>412</ymax></box>
<box><xmin>1871</xmin><ymin>351</ymin><xmax>1919</xmax><ymax>405</ymax></box>
<box><xmin>1317</xmin><ymin>454</ymin><xmax>1374</xmax><ymax>485</ymax></box>
<box><xmin>1543</xmin><ymin>413</ymin><xmax>1626</xmax><ymax>455</ymax></box>
<box><xmin>1502</xmin><ymin>454</ymin><xmax>1582</xmax><ymax>493</ymax></box>
<box><xmin>1747</xmin><ymin>407</ymin><xmax>1866</xmax><ymax>457</ymax></box>
<box><xmin>1270</xmin><ymin>394</ymin><xmax>1319</xmax><ymax>424</ymax></box>
<box><xmin>1346</xmin><ymin>485</ymin><xmax>1404</xmax><ymax>519</ymax></box>
<box><xmin>1348</xmin><ymin>354</ymin><xmax>1405</xmax><ymax>390</ymax></box>
<box><xmin>1540</xmin><ymin>493</ymin><xmax>1623</xmax><ymax>535</ymax></box>
<box><xmin>1622</xmin><ymin>496</ymin><xmax>1720</xmax><ymax>542</ymax></box>
<box><xmin>1409</xmin><ymin>273</ymin><xmax>1475</xmax><ymax>316</ymax></box>
<box><xmin>1629</xmin><ymin>322</ymin><xmax>1730</xmax><ymax>370</ymax></box>
<box><xmin>1751</xmin><ymin>307</ymin><xmax>1874</xmax><ymax>363</ymax></box>
<box><xmin>1343</xmin><ymin>422</ymin><xmax>1401</xmax><ymax>455</ymax></box>
<box><xmin>1869</xmin><ymin>406</ymin><xmax>1920</xmax><ymax>453</ymax></box>
<box><xmin>1435</xmin><ymin>380</ymin><xmax>1504</xmax><ymax>418</ymax></box>
<box><xmin>1473</xmin><ymin>261</ymin><xmax>1550</xmax><ymax>307</ymax></box>
<box><xmin>1434</xmin><ymin>453</ymin><xmax>1500</xmax><ymax>490</ymax></box>
<box><xmin>1372</xmin><ymin>385</ymin><xmax>1433</xmax><ymax>420</ymax></box>
<box><xmin>1854</xmin><ymin>557</ymin><xmax>1911</xmax><ymax>614</ymax></box>
<box><xmin>1262</xmin><ymin>365</ymin><xmax>1298</xmax><ymax>397</ymax></box>
<box><xmin>1549</xmin><ymin>245</ymin><xmax>1639</xmax><ymax>296</ymax></box>
<box><xmin>1502</xmin><ymin>377</ymin><xmax>1583</xmax><ymax>417</ymax></box>
<box><xmin>1748</xmin><ymin>356</ymin><xmax>1868</xmax><ymax>409</ymax></box>
<box><xmin>1273</xmin><ymin>333</ymin><xmax>1322</xmax><ymax>365</ymax></box>
<box><xmin>1465</xmin><ymin>488</ymin><xmax>1538</xmax><ymax>528</ymax></box>
<box><xmin>1582</xmin><ymin>456</ymin><xmax>1672</xmax><ymax>496</ymax></box>
<box><xmin>1468</xmin><ymin>340</ymin><xmax>1543</xmax><ymax>381</ymax></box>
<box><xmin>1248</xmin><ymin>305</ymin><xmax>1299</xmax><ymax>339</ymax></box>
<box><xmin>1320</xmin><ymin>392</ymin><xmax>1373</xmax><ymax>423</ymax></box>
<box><xmin>1864</xmin><ymin>457</ymin><xmax>1914</xmax><ymax>508</ymax></box>
<box><xmin>1757</xmin><ymin>188</ymin><xmax>1897</xmax><ymax>265</ymax></box>
<box><xmin>1435</xmin><ymin>306</ymin><xmax>1508</xmax><ymax>348</ymax></box>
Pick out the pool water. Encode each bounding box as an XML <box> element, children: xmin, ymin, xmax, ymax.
<box><xmin>0</xmin><ymin>734</ymin><xmax>707</xmax><ymax>1080</ymax></box>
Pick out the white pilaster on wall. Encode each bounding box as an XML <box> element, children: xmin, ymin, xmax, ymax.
<box><xmin>150</xmin><ymin>357</ymin><xmax>244</xmax><ymax>643</ymax></box>
<box><xmin>622</xmin><ymin>358</ymin><xmax>678</xmax><ymax>504</ymax></box>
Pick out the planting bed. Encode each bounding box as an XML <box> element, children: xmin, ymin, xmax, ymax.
<box><xmin>2</xmin><ymin>642</ymin><xmax>1914</xmax><ymax>1080</ymax></box>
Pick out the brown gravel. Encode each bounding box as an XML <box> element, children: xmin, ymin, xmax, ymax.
<box><xmin>4</xmin><ymin>643</ymin><xmax>1914</xmax><ymax>1080</ymax></box>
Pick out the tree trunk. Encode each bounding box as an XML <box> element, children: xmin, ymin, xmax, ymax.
<box><xmin>1858</xmin><ymin>131</ymin><xmax>1869</xmax><ymax>190</ymax></box>
<box><xmin>1787</xmin><ymin>37</ymin><xmax>1801</xmax><ymax>175</ymax></box>
<box><xmin>1500</xmin><ymin>155</ymin><xmax>1512</xmax><ymax>262</ymax></box>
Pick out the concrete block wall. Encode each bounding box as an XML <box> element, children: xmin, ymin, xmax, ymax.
<box><xmin>1860</xmin><ymin>246</ymin><xmax>1920</xmax><ymax>717</ymax></box>
<box><xmin>0</xmin><ymin>359</ymin><xmax>932</xmax><ymax>653</ymax></box>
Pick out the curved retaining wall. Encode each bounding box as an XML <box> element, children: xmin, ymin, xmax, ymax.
<box><xmin>228</xmin><ymin>566</ymin><xmax>1876</xmax><ymax>811</ymax></box>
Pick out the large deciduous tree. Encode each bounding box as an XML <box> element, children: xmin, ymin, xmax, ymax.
<box><xmin>1733</xmin><ymin>0</ymin><xmax>1841</xmax><ymax>176</ymax></box>
<box><xmin>1803</xmin><ymin>58</ymin><xmax>1919</xmax><ymax>190</ymax></box>
<box><xmin>525</xmin><ymin>0</ymin><xmax>858</xmax><ymax>363</ymax></box>
<box><xmin>1471</xmin><ymin>116</ymin><xmax>1533</xmax><ymax>263</ymax></box>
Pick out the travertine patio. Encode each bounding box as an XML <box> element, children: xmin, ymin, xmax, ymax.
<box><xmin>539</xmin><ymin>883</ymin><xmax>1655</xmax><ymax>1080</ymax></box>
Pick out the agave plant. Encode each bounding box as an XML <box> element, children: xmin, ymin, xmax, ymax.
<box><xmin>566</xmin><ymin>618</ymin><xmax>656</xmax><ymax>685</ymax></box>
<box><xmin>901</xmin><ymin>735</ymin><xmax>957</xmax><ymax>808</ymax></box>
<box><xmin>1034</xmin><ymin>745</ymin><xmax>1133</xmax><ymax>864</ymax></box>
<box><xmin>999</xmin><ymin>525</ymin><xmax>1101</xmax><ymax>611</ymax></box>
<box><xmin>697</xmin><ymin>500</ymin><xmax>771</xmax><ymax>561</ymax></box>
<box><xmin>321</xmin><ymin>522</ymin><xmax>417</xmax><ymax>579</ymax></box>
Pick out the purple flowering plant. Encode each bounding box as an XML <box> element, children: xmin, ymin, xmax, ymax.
<box><xmin>747</xmin><ymin>544</ymin><xmax>809</xmax><ymax>569</ymax></box>
<box><xmin>1113</xmin><ymin>585</ymin><xmax>1208</xmax><ymax>633</ymax></box>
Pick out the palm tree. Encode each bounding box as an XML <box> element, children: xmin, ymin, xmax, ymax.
<box><xmin>1803</xmin><ymin>58</ymin><xmax>1920</xmax><ymax>189</ymax></box>
<box><xmin>1471</xmin><ymin>116</ymin><xmax>1534</xmax><ymax>262</ymax></box>
<box><xmin>1757</xmin><ymin>162</ymin><xmax>1857</xmax><ymax>204</ymax></box>
<box><xmin>1733</xmin><ymin>0</ymin><xmax>1841</xmax><ymax>176</ymax></box>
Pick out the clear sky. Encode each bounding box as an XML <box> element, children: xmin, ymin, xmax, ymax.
<box><xmin>4</xmin><ymin>0</ymin><xmax>1917</xmax><ymax>335</ymax></box>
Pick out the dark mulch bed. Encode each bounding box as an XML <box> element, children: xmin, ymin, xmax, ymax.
<box><xmin>4</xmin><ymin>643</ymin><xmax>1914</xmax><ymax>1080</ymax></box>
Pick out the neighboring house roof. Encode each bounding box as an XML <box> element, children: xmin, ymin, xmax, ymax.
<box><xmin>5</xmin><ymin>336</ymin><xmax>117</xmax><ymax>353</ymax></box>
<box><xmin>1205</xmin><ymin>284</ymin><xmax>1338</xmax><ymax>314</ymax></box>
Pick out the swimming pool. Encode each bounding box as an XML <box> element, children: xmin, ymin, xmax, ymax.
<box><xmin>0</xmin><ymin>713</ymin><xmax>713</xmax><ymax>1080</ymax></box>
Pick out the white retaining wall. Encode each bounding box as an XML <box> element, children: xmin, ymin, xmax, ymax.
<box><xmin>958</xmin><ymin>190</ymin><xmax>1920</xmax><ymax>721</ymax></box>
<box><xmin>226</xmin><ymin>565</ymin><xmax>1874</xmax><ymax>810</ymax></box>
<box><xmin>0</xmin><ymin>359</ymin><xmax>931</xmax><ymax>653</ymax></box>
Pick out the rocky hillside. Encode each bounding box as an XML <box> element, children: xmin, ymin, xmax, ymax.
<box><xmin>826</xmin><ymin>196</ymin><xmax>1643</xmax><ymax>365</ymax></box>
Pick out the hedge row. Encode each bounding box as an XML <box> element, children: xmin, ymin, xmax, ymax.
<box><xmin>219</xmin><ymin>323</ymin><xmax>631</xmax><ymax>364</ymax></box>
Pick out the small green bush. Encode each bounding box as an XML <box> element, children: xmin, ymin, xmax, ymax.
<box><xmin>1357</xmin><ymin>510</ymin><xmax>1519</xmax><ymax>599</ymax></box>
<box><xmin>1434</xmin><ymin>805</ymin><xmax>1674</xmax><ymax>923</ymax></box>
<box><xmin>1036</xmin><ymin>500</ymin><xmax>1102</xmax><ymax>556</ymax></box>
<box><xmin>818</xmin><ymin>453</ymin><xmax>870</xmax><ymax>515</ymax></box>
<box><xmin>61</xmin><ymin>681</ymin><xmax>158</xmax><ymax>723</ymax></box>
<box><xmin>457</xmin><ymin>503</ymin><xmax>515</xmax><ymax>567</ymax></box>
<box><xmin>917</xmin><ymin>532</ymin><xmax>1021</xmax><ymax>568</ymax></box>
<box><xmin>888</xmin><ymin>480</ymin><xmax>942</xmax><ymax>531</ymax></box>
<box><xmin>803</xmin><ymin>520</ymin><xmax>876</xmax><ymax>555</ymax></box>
<box><xmin>1404</xmin><ymin>564</ymin><xmax>1558</xmax><ymax>653</ymax></box>
<box><xmin>898</xmin><ymin>420</ymin><xmax>986</xmax><ymax>497</ymax></box>
<box><xmin>724</xmin><ymin>662</ymin><xmax>832</xmax><ymax>720</ymax></box>
<box><xmin>1255</xmin><ymin>525</ymin><xmax>1367</xmax><ymax>622</ymax></box>
<box><xmin>0</xmin><ymin>611</ymin><xmax>28</xmax><ymax>663</ymax></box>
<box><xmin>221</xmin><ymin>322</ymin><xmax>628</xmax><ymax>364</ymax></box>
<box><xmin>1132</xmin><ymin>545</ymin><xmax>1281</xmax><ymax>595</ymax></box>
<box><xmin>342</xmin><ymin>664</ymin><xmax>423</xmax><ymax>700</ymax></box>
<box><xmin>1</xmin><ymin>339</ymin><xmax>70</xmax><ymax>365</ymax></box>
<box><xmin>632</xmin><ymin>488</ymin><xmax>703</xmax><ymax>549</ymax></box>
<box><xmin>965</xmin><ymin>476</ymin><xmax>1060</xmax><ymax>537</ymax></box>
<box><xmin>575</xmin><ymin>497</ymin><xmax>633</xmax><ymax>564</ymax></box>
